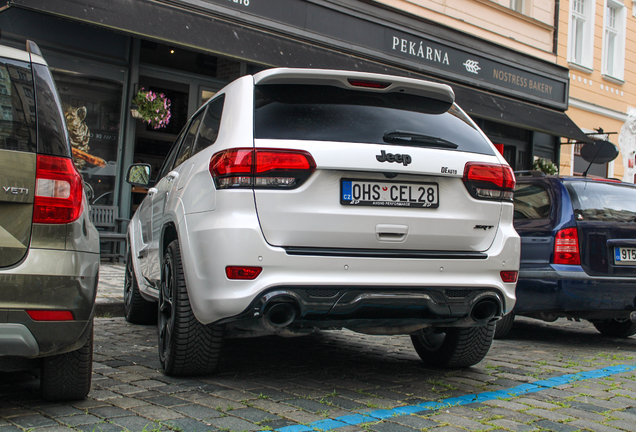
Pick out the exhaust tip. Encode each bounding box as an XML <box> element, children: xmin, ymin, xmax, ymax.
<box><xmin>265</xmin><ymin>302</ymin><xmax>296</xmax><ymax>327</ymax></box>
<box><xmin>471</xmin><ymin>299</ymin><xmax>499</xmax><ymax>323</ymax></box>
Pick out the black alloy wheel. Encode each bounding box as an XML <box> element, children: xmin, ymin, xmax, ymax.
<box><xmin>158</xmin><ymin>240</ymin><xmax>223</xmax><ymax>376</ymax></box>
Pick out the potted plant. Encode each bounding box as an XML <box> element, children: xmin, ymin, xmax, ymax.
<box><xmin>130</xmin><ymin>88</ymin><xmax>171</xmax><ymax>129</ymax></box>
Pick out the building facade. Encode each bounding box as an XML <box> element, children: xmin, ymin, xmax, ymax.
<box><xmin>558</xmin><ymin>0</ymin><xmax>636</xmax><ymax>180</ymax></box>
<box><xmin>0</xmin><ymin>0</ymin><xmax>590</xmax><ymax>217</ymax></box>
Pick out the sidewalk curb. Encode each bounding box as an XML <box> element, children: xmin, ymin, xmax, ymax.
<box><xmin>96</xmin><ymin>298</ymin><xmax>125</xmax><ymax>318</ymax></box>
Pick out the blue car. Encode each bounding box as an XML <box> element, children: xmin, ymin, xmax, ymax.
<box><xmin>495</xmin><ymin>173</ymin><xmax>636</xmax><ymax>338</ymax></box>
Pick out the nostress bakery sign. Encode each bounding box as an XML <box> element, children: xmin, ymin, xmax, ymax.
<box><xmin>387</xmin><ymin>31</ymin><xmax>564</xmax><ymax>104</ymax></box>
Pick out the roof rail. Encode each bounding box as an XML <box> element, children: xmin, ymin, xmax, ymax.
<box><xmin>514</xmin><ymin>170</ymin><xmax>546</xmax><ymax>177</ymax></box>
<box><xmin>26</xmin><ymin>40</ymin><xmax>42</xmax><ymax>56</ymax></box>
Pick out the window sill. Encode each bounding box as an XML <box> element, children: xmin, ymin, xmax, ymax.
<box><xmin>601</xmin><ymin>74</ymin><xmax>625</xmax><ymax>86</ymax></box>
<box><xmin>568</xmin><ymin>62</ymin><xmax>593</xmax><ymax>74</ymax></box>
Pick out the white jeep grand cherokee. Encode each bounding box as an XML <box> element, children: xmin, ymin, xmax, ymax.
<box><xmin>125</xmin><ymin>68</ymin><xmax>520</xmax><ymax>376</ymax></box>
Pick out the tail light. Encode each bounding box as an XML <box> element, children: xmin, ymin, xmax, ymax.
<box><xmin>34</xmin><ymin>155</ymin><xmax>84</xmax><ymax>224</ymax></box>
<box><xmin>500</xmin><ymin>271</ymin><xmax>518</xmax><ymax>283</ymax></box>
<box><xmin>553</xmin><ymin>227</ymin><xmax>581</xmax><ymax>265</ymax></box>
<box><xmin>226</xmin><ymin>266</ymin><xmax>262</xmax><ymax>280</ymax></box>
<box><xmin>209</xmin><ymin>148</ymin><xmax>316</xmax><ymax>189</ymax></box>
<box><xmin>347</xmin><ymin>79</ymin><xmax>391</xmax><ymax>89</ymax></box>
<box><xmin>463</xmin><ymin>162</ymin><xmax>515</xmax><ymax>202</ymax></box>
<box><xmin>27</xmin><ymin>310</ymin><xmax>74</xmax><ymax>321</ymax></box>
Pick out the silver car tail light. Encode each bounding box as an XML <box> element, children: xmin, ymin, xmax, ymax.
<box><xmin>209</xmin><ymin>148</ymin><xmax>316</xmax><ymax>189</ymax></box>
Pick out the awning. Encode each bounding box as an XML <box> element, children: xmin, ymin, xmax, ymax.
<box><xmin>453</xmin><ymin>85</ymin><xmax>593</xmax><ymax>144</ymax></box>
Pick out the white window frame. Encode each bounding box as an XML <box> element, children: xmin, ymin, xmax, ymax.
<box><xmin>568</xmin><ymin>0</ymin><xmax>595</xmax><ymax>71</ymax></box>
<box><xmin>602</xmin><ymin>0</ymin><xmax>627</xmax><ymax>81</ymax></box>
<box><xmin>510</xmin><ymin>0</ymin><xmax>524</xmax><ymax>14</ymax></box>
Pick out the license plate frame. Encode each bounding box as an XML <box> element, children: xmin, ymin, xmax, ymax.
<box><xmin>340</xmin><ymin>179</ymin><xmax>439</xmax><ymax>208</ymax></box>
<box><xmin>614</xmin><ymin>247</ymin><xmax>636</xmax><ymax>265</ymax></box>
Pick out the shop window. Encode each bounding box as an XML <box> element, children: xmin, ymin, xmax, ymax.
<box><xmin>53</xmin><ymin>71</ymin><xmax>123</xmax><ymax>206</ymax></box>
<box><xmin>568</xmin><ymin>0</ymin><xmax>595</xmax><ymax>70</ymax></box>
<box><xmin>602</xmin><ymin>1</ymin><xmax>626</xmax><ymax>81</ymax></box>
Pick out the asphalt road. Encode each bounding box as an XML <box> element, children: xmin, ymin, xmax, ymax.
<box><xmin>1</xmin><ymin>316</ymin><xmax>636</xmax><ymax>432</ymax></box>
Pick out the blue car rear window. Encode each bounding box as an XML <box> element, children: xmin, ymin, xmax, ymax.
<box><xmin>566</xmin><ymin>181</ymin><xmax>636</xmax><ymax>222</ymax></box>
<box><xmin>513</xmin><ymin>183</ymin><xmax>551</xmax><ymax>220</ymax></box>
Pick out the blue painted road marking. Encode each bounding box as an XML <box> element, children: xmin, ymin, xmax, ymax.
<box><xmin>275</xmin><ymin>364</ymin><xmax>636</xmax><ymax>432</ymax></box>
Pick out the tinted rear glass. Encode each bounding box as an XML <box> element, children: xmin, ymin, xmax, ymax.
<box><xmin>0</xmin><ymin>58</ymin><xmax>36</xmax><ymax>152</ymax></box>
<box><xmin>514</xmin><ymin>183</ymin><xmax>551</xmax><ymax>220</ymax></box>
<box><xmin>33</xmin><ymin>63</ymin><xmax>71</xmax><ymax>158</ymax></box>
<box><xmin>565</xmin><ymin>181</ymin><xmax>636</xmax><ymax>223</ymax></box>
<box><xmin>254</xmin><ymin>84</ymin><xmax>494</xmax><ymax>155</ymax></box>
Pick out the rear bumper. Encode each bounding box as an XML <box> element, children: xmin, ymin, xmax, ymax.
<box><xmin>0</xmin><ymin>248</ymin><xmax>99</xmax><ymax>359</ymax></box>
<box><xmin>516</xmin><ymin>264</ymin><xmax>636</xmax><ymax>319</ymax></box>
<box><xmin>179</xmin><ymin>207</ymin><xmax>520</xmax><ymax>327</ymax></box>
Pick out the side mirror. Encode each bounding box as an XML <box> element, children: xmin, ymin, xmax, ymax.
<box><xmin>126</xmin><ymin>164</ymin><xmax>151</xmax><ymax>186</ymax></box>
<box><xmin>83</xmin><ymin>181</ymin><xmax>94</xmax><ymax>202</ymax></box>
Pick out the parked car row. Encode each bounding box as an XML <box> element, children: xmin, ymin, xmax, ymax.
<box><xmin>2</xmin><ymin>40</ymin><xmax>635</xmax><ymax>402</ymax></box>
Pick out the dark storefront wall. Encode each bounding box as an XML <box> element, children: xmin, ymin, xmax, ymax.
<box><xmin>1</xmin><ymin>0</ymin><xmax>594</xmax><ymax>213</ymax></box>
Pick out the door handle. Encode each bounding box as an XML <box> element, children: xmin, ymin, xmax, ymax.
<box><xmin>166</xmin><ymin>171</ymin><xmax>180</xmax><ymax>182</ymax></box>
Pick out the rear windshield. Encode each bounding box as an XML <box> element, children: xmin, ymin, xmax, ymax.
<box><xmin>565</xmin><ymin>181</ymin><xmax>636</xmax><ymax>223</ymax></box>
<box><xmin>514</xmin><ymin>183</ymin><xmax>551</xmax><ymax>220</ymax></box>
<box><xmin>254</xmin><ymin>84</ymin><xmax>495</xmax><ymax>155</ymax></box>
<box><xmin>0</xmin><ymin>57</ymin><xmax>37</xmax><ymax>152</ymax></box>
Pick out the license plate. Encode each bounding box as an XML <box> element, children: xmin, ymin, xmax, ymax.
<box><xmin>340</xmin><ymin>179</ymin><xmax>439</xmax><ymax>208</ymax></box>
<box><xmin>615</xmin><ymin>247</ymin><xmax>636</xmax><ymax>264</ymax></box>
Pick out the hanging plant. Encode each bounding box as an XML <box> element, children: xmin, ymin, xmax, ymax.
<box><xmin>131</xmin><ymin>88</ymin><xmax>171</xmax><ymax>129</ymax></box>
<box><xmin>533</xmin><ymin>157</ymin><xmax>558</xmax><ymax>175</ymax></box>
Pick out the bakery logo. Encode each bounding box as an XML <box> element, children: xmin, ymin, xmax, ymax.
<box><xmin>463</xmin><ymin>60</ymin><xmax>481</xmax><ymax>75</ymax></box>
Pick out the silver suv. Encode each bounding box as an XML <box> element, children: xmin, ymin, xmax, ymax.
<box><xmin>0</xmin><ymin>42</ymin><xmax>99</xmax><ymax>400</ymax></box>
<box><xmin>125</xmin><ymin>69</ymin><xmax>520</xmax><ymax>375</ymax></box>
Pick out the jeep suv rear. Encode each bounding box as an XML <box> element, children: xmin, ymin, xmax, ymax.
<box><xmin>124</xmin><ymin>69</ymin><xmax>520</xmax><ymax>375</ymax></box>
<box><xmin>0</xmin><ymin>41</ymin><xmax>99</xmax><ymax>400</ymax></box>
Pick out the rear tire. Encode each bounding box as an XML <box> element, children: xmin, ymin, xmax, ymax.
<box><xmin>124</xmin><ymin>246</ymin><xmax>156</xmax><ymax>325</ymax></box>
<box><xmin>593</xmin><ymin>319</ymin><xmax>636</xmax><ymax>338</ymax></box>
<box><xmin>494</xmin><ymin>313</ymin><xmax>515</xmax><ymax>339</ymax></box>
<box><xmin>40</xmin><ymin>321</ymin><xmax>93</xmax><ymax>401</ymax></box>
<box><xmin>158</xmin><ymin>239</ymin><xmax>223</xmax><ymax>376</ymax></box>
<box><xmin>410</xmin><ymin>323</ymin><xmax>495</xmax><ymax>368</ymax></box>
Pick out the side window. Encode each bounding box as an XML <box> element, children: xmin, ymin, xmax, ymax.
<box><xmin>192</xmin><ymin>95</ymin><xmax>225</xmax><ymax>157</ymax></box>
<box><xmin>513</xmin><ymin>183</ymin><xmax>551</xmax><ymax>220</ymax></box>
<box><xmin>156</xmin><ymin>130</ymin><xmax>184</xmax><ymax>181</ymax></box>
<box><xmin>33</xmin><ymin>63</ymin><xmax>71</xmax><ymax>157</ymax></box>
<box><xmin>0</xmin><ymin>58</ymin><xmax>36</xmax><ymax>152</ymax></box>
<box><xmin>174</xmin><ymin>109</ymin><xmax>205</xmax><ymax>167</ymax></box>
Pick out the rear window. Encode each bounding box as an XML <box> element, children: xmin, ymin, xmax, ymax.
<box><xmin>565</xmin><ymin>181</ymin><xmax>636</xmax><ymax>223</ymax></box>
<box><xmin>514</xmin><ymin>183</ymin><xmax>551</xmax><ymax>220</ymax></box>
<box><xmin>254</xmin><ymin>84</ymin><xmax>494</xmax><ymax>155</ymax></box>
<box><xmin>0</xmin><ymin>57</ymin><xmax>36</xmax><ymax>152</ymax></box>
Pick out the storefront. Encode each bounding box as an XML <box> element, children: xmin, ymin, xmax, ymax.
<box><xmin>0</xmin><ymin>0</ymin><xmax>591</xmax><ymax>218</ymax></box>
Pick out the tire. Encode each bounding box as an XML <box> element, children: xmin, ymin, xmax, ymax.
<box><xmin>158</xmin><ymin>239</ymin><xmax>223</xmax><ymax>376</ymax></box>
<box><xmin>410</xmin><ymin>323</ymin><xmax>495</xmax><ymax>368</ymax></box>
<box><xmin>593</xmin><ymin>319</ymin><xmax>636</xmax><ymax>338</ymax></box>
<box><xmin>124</xmin><ymin>246</ymin><xmax>157</xmax><ymax>325</ymax></box>
<box><xmin>494</xmin><ymin>313</ymin><xmax>515</xmax><ymax>339</ymax></box>
<box><xmin>40</xmin><ymin>321</ymin><xmax>93</xmax><ymax>401</ymax></box>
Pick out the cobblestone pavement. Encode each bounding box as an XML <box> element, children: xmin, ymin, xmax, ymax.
<box><xmin>2</xmin><ymin>263</ymin><xmax>636</xmax><ymax>432</ymax></box>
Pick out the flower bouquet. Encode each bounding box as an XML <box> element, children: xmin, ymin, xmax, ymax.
<box><xmin>131</xmin><ymin>88</ymin><xmax>171</xmax><ymax>129</ymax></box>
